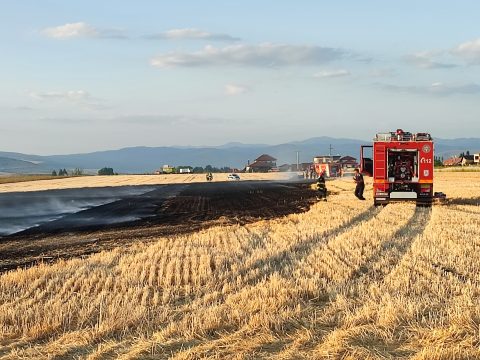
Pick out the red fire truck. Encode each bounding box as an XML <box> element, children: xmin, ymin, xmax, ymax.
<box><xmin>360</xmin><ymin>129</ymin><xmax>434</xmax><ymax>206</ymax></box>
<box><xmin>314</xmin><ymin>162</ymin><xmax>340</xmax><ymax>177</ymax></box>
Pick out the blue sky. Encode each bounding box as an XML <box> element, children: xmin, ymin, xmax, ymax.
<box><xmin>1</xmin><ymin>1</ymin><xmax>480</xmax><ymax>154</ymax></box>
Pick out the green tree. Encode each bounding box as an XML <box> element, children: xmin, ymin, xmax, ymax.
<box><xmin>434</xmin><ymin>156</ymin><xmax>443</xmax><ymax>167</ymax></box>
<box><xmin>72</xmin><ymin>168</ymin><xmax>84</xmax><ymax>176</ymax></box>
<box><xmin>51</xmin><ymin>170</ymin><xmax>57</xmax><ymax>176</ymax></box>
<box><xmin>193</xmin><ymin>166</ymin><xmax>204</xmax><ymax>173</ymax></box>
<box><xmin>98</xmin><ymin>167</ymin><xmax>114</xmax><ymax>175</ymax></box>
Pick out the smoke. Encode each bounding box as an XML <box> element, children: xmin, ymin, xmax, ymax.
<box><xmin>0</xmin><ymin>186</ymin><xmax>155</xmax><ymax>236</ymax></box>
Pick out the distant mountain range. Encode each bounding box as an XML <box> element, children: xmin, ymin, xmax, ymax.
<box><xmin>1</xmin><ymin>137</ymin><xmax>479</xmax><ymax>174</ymax></box>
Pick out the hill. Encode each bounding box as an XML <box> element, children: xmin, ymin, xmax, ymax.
<box><xmin>0</xmin><ymin>157</ymin><xmax>43</xmax><ymax>173</ymax></box>
<box><xmin>1</xmin><ymin>137</ymin><xmax>479</xmax><ymax>174</ymax></box>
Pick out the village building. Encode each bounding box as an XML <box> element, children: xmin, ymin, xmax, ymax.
<box><xmin>273</xmin><ymin>154</ymin><xmax>358</xmax><ymax>176</ymax></box>
<box><xmin>313</xmin><ymin>155</ymin><xmax>342</xmax><ymax>164</ymax></box>
<box><xmin>297</xmin><ymin>162</ymin><xmax>313</xmax><ymax>171</ymax></box>
<box><xmin>443</xmin><ymin>155</ymin><xmax>474</xmax><ymax>166</ymax></box>
<box><xmin>246</xmin><ymin>154</ymin><xmax>277</xmax><ymax>172</ymax></box>
<box><xmin>443</xmin><ymin>157</ymin><xmax>462</xmax><ymax>166</ymax></box>
<box><xmin>338</xmin><ymin>156</ymin><xmax>358</xmax><ymax>169</ymax></box>
<box><xmin>461</xmin><ymin>154</ymin><xmax>475</xmax><ymax>166</ymax></box>
<box><xmin>278</xmin><ymin>164</ymin><xmax>292</xmax><ymax>172</ymax></box>
<box><xmin>313</xmin><ymin>155</ymin><xmax>342</xmax><ymax>177</ymax></box>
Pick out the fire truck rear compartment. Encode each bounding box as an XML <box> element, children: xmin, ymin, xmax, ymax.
<box><xmin>388</xmin><ymin>150</ymin><xmax>417</xmax><ymax>182</ymax></box>
<box><xmin>363</xmin><ymin>130</ymin><xmax>435</xmax><ymax>207</ymax></box>
<box><xmin>377</xmin><ymin>150</ymin><xmax>433</xmax><ymax>206</ymax></box>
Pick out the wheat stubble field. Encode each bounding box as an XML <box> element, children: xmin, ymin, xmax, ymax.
<box><xmin>0</xmin><ymin>173</ymin><xmax>291</xmax><ymax>194</ymax></box>
<box><xmin>0</xmin><ymin>172</ymin><xmax>479</xmax><ymax>359</ymax></box>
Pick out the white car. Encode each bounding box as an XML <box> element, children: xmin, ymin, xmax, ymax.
<box><xmin>227</xmin><ymin>173</ymin><xmax>241</xmax><ymax>181</ymax></box>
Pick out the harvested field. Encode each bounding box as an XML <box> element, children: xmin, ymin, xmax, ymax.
<box><xmin>0</xmin><ymin>174</ymin><xmax>72</xmax><ymax>185</ymax></box>
<box><xmin>0</xmin><ymin>181</ymin><xmax>316</xmax><ymax>272</ymax></box>
<box><xmin>0</xmin><ymin>172</ymin><xmax>479</xmax><ymax>359</ymax></box>
<box><xmin>0</xmin><ymin>173</ymin><xmax>291</xmax><ymax>193</ymax></box>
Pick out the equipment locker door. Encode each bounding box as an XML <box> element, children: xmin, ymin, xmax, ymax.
<box><xmin>374</xmin><ymin>144</ymin><xmax>386</xmax><ymax>180</ymax></box>
<box><xmin>360</xmin><ymin>145</ymin><xmax>373</xmax><ymax>176</ymax></box>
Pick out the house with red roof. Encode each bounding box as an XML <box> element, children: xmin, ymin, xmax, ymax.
<box><xmin>443</xmin><ymin>157</ymin><xmax>463</xmax><ymax>166</ymax></box>
<box><xmin>246</xmin><ymin>154</ymin><xmax>277</xmax><ymax>172</ymax></box>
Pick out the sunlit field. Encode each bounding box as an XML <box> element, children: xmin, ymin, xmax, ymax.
<box><xmin>0</xmin><ymin>172</ymin><xmax>479</xmax><ymax>359</ymax></box>
<box><xmin>0</xmin><ymin>172</ymin><xmax>291</xmax><ymax>193</ymax></box>
<box><xmin>0</xmin><ymin>174</ymin><xmax>71</xmax><ymax>185</ymax></box>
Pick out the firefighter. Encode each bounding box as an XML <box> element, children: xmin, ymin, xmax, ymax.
<box><xmin>353</xmin><ymin>168</ymin><xmax>365</xmax><ymax>200</ymax></box>
<box><xmin>316</xmin><ymin>171</ymin><xmax>327</xmax><ymax>201</ymax></box>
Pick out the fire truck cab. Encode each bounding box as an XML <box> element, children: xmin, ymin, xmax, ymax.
<box><xmin>360</xmin><ymin>129</ymin><xmax>434</xmax><ymax>206</ymax></box>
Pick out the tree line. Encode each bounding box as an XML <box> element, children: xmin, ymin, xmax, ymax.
<box><xmin>192</xmin><ymin>165</ymin><xmax>234</xmax><ymax>173</ymax></box>
<box><xmin>51</xmin><ymin>168</ymin><xmax>84</xmax><ymax>176</ymax></box>
<box><xmin>50</xmin><ymin>168</ymin><xmax>117</xmax><ymax>176</ymax></box>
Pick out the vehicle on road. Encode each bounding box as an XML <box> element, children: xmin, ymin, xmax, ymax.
<box><xmin>227</xmin><ymin>173</ymin><xmax>240</xmax><ymax>181</ymax></box>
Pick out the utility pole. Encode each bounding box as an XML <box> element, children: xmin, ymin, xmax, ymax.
<box><xmin>296</xmin><ymin>151</ymin><xmax>300</xmax><ymax>171</ymax></box>
<box><xmin>329</xmin><ymin>144</ymin><xmax>334</xmax><ymax>157</ymax></box>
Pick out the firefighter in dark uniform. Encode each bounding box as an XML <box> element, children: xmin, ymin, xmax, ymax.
<box><xmin>316</xmin><ymin>171</ymin><xmax>327</xmax><ymax>201</ymax></box>
<box><xmin>353</xmin><ymin>168</ymin><xmax>365</xmax><ymax>200</ymax></box>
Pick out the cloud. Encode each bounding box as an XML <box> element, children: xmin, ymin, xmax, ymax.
<box><xmin>13</xmin><ymin>106</ymin><xmax>34</xmax><ymax>111</ymax></box>
<box><xmin>313</xmin><ymin>69</ymin><xmax>350</xmax><ymax>78</ymax></box>
<box><xmin>42</xmin><ymin>22</ymin><xmax>126</xmax><ymax>39</ymax></box>
<box><xmin>113</xmin><ymin>114</ymin><xmax>228</xmax><ymax>126</ymax></box>
<box><xmin>404</xmin><ymin>51</ymin><xmax>457</xmax><ymax>69</ymax></box>
<box><xmin>30</xmin><ymin>90</ymin><xmax>90</xmax><ymax>101</ymax></box>
<box><xmin>380</xmin><ymin>82</ymin><xmax>480</xmax><ymax>96</ymax></box>
<box><xmin>151</xmin><ymin>43</ymin><xmax>347</xmax><ymax>68</ymax></box>
<box><xmin>452</xmin><ymin>38</ymin><xmax>480</xmax><ymax>65</ymax></box>
<box><xmin>224</xmin><ymin>84</ymin><xmax>249</xmax><ymax>96</ymax></box>
<box><xmin>368</xmin><ymin>68</ymin><xmax>396</xmax><ymax>78</ymax></box>
<box><xmin>0</xmin><ymin>105</ymin><xmax>34</xmax><ymax>112</ymax></box>
<box><xmin>406</xmin><ymin>39</ymin><xmax>480</xmax><ymax>68</ymax></box>
<box><xmin>146</xmin><ymin>28</ymin><xmax>240</xmax><ymax>42</ymax></box>
<box><xmin>38</xmin><ymin>116</ymin><xmax>97</xmax><ymax>124</ymax></box>
<box><xmin>30</xmin><ymin>90</ymin><xmax>106</xmax><ymax>109</ymax></box>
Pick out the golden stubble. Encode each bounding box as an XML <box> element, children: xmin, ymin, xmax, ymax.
<box><xmin>0</xmin><ymin>172</ymin><xmax>479</xmax><ymax>359</ymax></box>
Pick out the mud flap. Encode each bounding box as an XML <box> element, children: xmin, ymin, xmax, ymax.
<box><xmin>374</xmin><ymin>198</ymin><xmax>389</xmax><ymax>206</ymax></box>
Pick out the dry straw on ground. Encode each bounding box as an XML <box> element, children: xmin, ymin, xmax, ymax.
<box><xmin>0</xmin><ymin>172</ymin><xmax>479</xmax><ymax>359</ymax></box>
<box><xmin>0</xmin><ymin>173</ymin><xmax>290</xmax><ymax>193</ymax></box>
